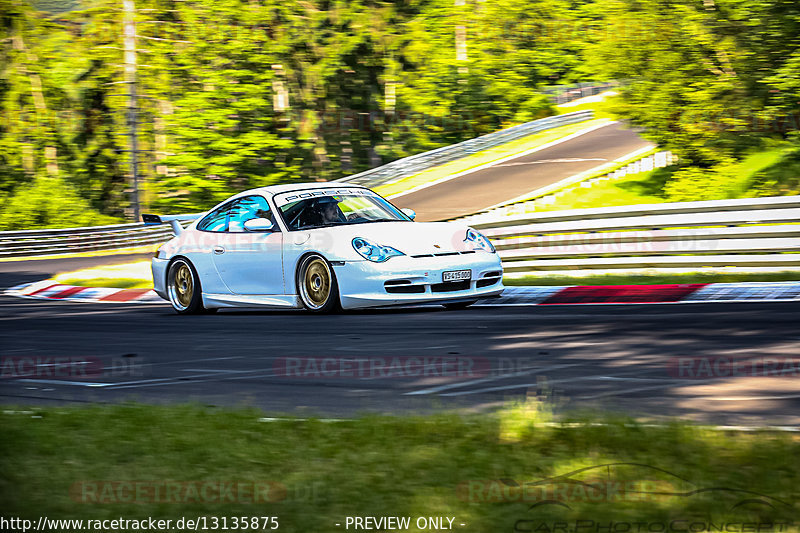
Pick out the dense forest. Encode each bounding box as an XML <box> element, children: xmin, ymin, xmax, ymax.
<box><xmin>1</xmin><ymin>0</ymin><xmax>798</xmax><ymax>228</ymax></box>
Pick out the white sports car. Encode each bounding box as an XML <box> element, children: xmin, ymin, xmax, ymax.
<box><xmin>145</xmin><ymin>182</ymin><xmax>504</xmax><ymax>314</ymax></box>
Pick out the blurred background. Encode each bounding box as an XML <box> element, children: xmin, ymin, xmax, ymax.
<box><xmin>1</xmin><ymin>0</ymin><xmax>798</xmax><ymax>229</ymax></box>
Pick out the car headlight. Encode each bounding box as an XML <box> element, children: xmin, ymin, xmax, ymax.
<box><xmin>464</xmin><ymin>228</ymin><xmax>496</xmax><ymax>253</ymax></box>
<box><xmin>352</xmin><ymin>237</ymin><xmax>405</xmax><ymax>262</ymax></box>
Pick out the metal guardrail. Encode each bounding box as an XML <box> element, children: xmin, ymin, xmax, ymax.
<box><xmin>336</xmin><ymin>110</ymin><xmax>593</xmax><ymax>189</ymax></box>
<box><xmin>470</xmin><ymin>196</ymin><xmax>800</xmax><ymax>274</ymax></box>
<box><xmin>3</xmin><ymin>196</ymin><xmax>798</xmax><ymax>274</ymax></box>
<box><xmin>541</xmin><ymin>81</ymin><xmax>619</xmax><ymax>105</ymax></box>
<box><xmin>0</xmin><ymin>219</ymin><xmax>194</xmax><ymax>258</ymax></box>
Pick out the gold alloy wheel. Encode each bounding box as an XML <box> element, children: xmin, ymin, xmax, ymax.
<box><xmin>300</xmin><ymin>257</ymin><xmax>331</xmax><ymax>310</ymax></box>
<box><xmin>169</xmin><ymin>261</ymin><xmax>194</xmax><ymax>311</ymax></box>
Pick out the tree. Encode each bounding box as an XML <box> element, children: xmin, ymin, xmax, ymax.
<box><xmin>587</xmin><ymin>0</ymin><xmax>800</xmax><ymax>199</ymax></box>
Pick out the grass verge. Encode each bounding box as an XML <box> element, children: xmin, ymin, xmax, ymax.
<box><xmin>503</xmin><ymin>271</ymin><xmax>800</xmax><ymax>286</ymax></box>
<box><xmin>51</xmin><ymin>261</ymin><xmax>800</xmax><ymax>291</ymax></box>
<box><xmin>58</xmin><ymin>277</ymin><xmax>153</xmax><ymax>289</ymax></box>
<box><xmin>53</xmin><ymin>260</ymin><xmax>154</xmax><ymax>289</ymax></box>
<box><xmin>729</xmin><ymin>142</ymin><xmax>800</xmax><ymax>197</ymax></box>
<box><xmin>0</xmin><ymin>245</ymin><xmax>158</xmax><ymax>263</ymax></box>
<box><xmin>516</xmin><ymin>163</ymin><xmax>671</xmax><ymax>212</ymax></box>
<box><xmin>555</xmin><ymin>90</ymin><xmax>621</xmax><ymax>120</ymax></box>
<box><xmin>1</xmin><ymin>403</ymin><xmax>797</xmax><ymax>531</ymax></box>
<box><xmin>532</xmin><ymin>141</ymin><xmax>800</xmax><ymax>214</ymax></box>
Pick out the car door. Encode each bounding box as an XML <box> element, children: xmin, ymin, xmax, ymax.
<box><xmin>191</xmin><ymin>202</ymin><xmax>231</xmax><ymax>295</ymax></box>
<box><xmin>210</xmin><ymin>195</ymin><xmax>284</xmax><ymax>295</ymax></box>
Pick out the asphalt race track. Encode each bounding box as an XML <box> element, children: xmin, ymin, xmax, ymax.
<box><xmin>3</xmin><ymin>258</ymin><xmax>799</xmax><ymax>425</ymax></box>
<box><xmin>2</xmin><ymin>127</ymin><xmax>798</xmax><ymax>427</ymax></box>
<box><xmin>394</xmin><ymin>122</ymin><xmax>652</xmax><ymax>221</ymax></box>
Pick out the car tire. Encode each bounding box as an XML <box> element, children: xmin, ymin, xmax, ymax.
<box><xmin>442</xmin><ymin>300</ymin><xmax>478</xmax><ymax>310</ymax></box>
<box><xmin>297</xmin><ymin>254</ymin><xmax>341</xmax><ymax>313</ymax></box>
<box><xmin>167</xmin><ymin>258</ymin><xmax>206</xmax><ymax>315</ymax></box>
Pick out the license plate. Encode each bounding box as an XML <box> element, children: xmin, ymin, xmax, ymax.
<box><xmin>442</xmin><ymin>269</ymin><xmax>471</xmax><ymax>282</ymax></box>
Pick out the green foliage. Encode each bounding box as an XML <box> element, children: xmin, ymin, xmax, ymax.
<box><xmin>587</xmin><ymin>0</ymin><xmax>800</xmax><ymax>197</ymax></box>
<box><xmin>1</xmin><ymin>0</ymin><xmax>798</xmax><ymax>228</ymax></box>
<box><xmin>747</xmin><ymin>145</ymin><xmax>800</xmax><ymax>196</ymax></box>
<box><xmin>663</xmin><ymin>166</ymin><xmax>734</xmax><ymax>202</ymax></box>
<box><xmin>1</xmin><ymin>0</ymin><xmax>584</xmax><ymax>219</ymax></box>
<box><xmin>663</xmin><ymin>143</ymin><xmax>800</xmax><ymax>201</ymax></box>
<box><xmin>1</xmin><ymin>0</ymin><xmax>128</xmax><ymax>220</ymax></box>
<box><xmin>0</xmin><ymin>175</ymin><xmax>118</xmax><ymax>229</ymax></box>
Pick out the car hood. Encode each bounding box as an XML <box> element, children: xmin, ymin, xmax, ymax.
<box><xmin>307</xmin><ymin>221</ymin><xmax>475</xmax><ymax>256</ymax></box>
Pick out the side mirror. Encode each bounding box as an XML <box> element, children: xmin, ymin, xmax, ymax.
<box><xmin>243</xmin><ymin>217</ymin><xmax>275</xmax><ymax>232</ymax></box>
<box><xmin>401</xmin><ymin>208</ymin><xmax>416</xmax><ymax>221</ymax></box>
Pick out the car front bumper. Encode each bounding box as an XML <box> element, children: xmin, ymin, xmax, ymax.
<box><xmin>334</xmin><ymin>252</ymin><xmax>504</xmax><ymax>310</ymax></box>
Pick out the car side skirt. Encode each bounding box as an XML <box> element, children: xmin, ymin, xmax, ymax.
<box><xmin>202</xmin><ymin>292</ymin><xmax>302</xmax><ymax>309</ymax></box>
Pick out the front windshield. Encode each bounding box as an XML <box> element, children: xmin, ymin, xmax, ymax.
<box><xmin>273</xmin><ymin>187</ymin><xmax>410</xmax><ymax>231</ymax></box>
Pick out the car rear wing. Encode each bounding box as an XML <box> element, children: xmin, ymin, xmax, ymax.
<box><xmin>142</xmin><ymin>213</ymin><xmax>204</xmax><ymax>235</ymax></box>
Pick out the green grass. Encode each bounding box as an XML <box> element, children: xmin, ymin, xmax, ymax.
<box><xmin>541</xmin><ymin>106</ymin><xmax>799</xmax><ymax>209</ymax></box>
<box><xmin>555</xmin><ymin>91</ymin><xmax>621</xmax><ymax>120</ymax></box>
<box><xmin>0</xmin><ymin>244</ymin><xmax>158</xmax><ymax>263</ymax></box>
<box><xmin>679</xmin><ymin>143</ymin><xmax>800</xmax><ymax>201</ymax></box>
<box><xmin>528</xmin><ymin>142</ymin><xmax>799</xmax><ymax>214</ymax></box>
<box><xmin>504</xmin><ymin>271</ymin><xmax>800</xmax><ymax>286</ymax></box>
<box><xmin>53</xmin><ymin>260</ymin><xmax>154</xmax><ymax>289</ymax></box>
<box><xmin>56</xmin><ymin>271</ymin><xmax>800</xmax><ymax>291</ymax></box>
<box><xmin>55</xmin><ymin>277</ymin><xmax>153</xmax><ymax>289</ymax></box>
<box><xmin>1</xmin><ymin>403</ymin><xmax>798</xmax><ymax>531</ymax></box>
<box><xmin>527</xmin><ymin>165</ymin><xmax>672</xmax><ymax>212</ymax></box>
<box><xmin>373</xmin><ymin>118</ymin><xmax>613</xmax><ymax>198</ymax></box>
<box><xmin>53</xmin><ymin>261</ymin><xmax>800</xmax><ymax>291</ymax></box>
<box><xmin>739</xmin><ymin>142</ymin><xmax>800</xmax><ymax>197</ymax></box>
<box><xmin>496</xmin><ymin>146</ymin><xmax>661</xmax><ymax>208</ymax></box>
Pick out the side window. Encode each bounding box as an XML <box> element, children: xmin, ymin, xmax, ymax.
<box><xmin>197</xmin><ymin>205</ymin><xmax>230</xmax><ymax>232</ymax></box>
<box><xmin>227</xmin><ymin>195</ymin><xmax>274</xmax><ymax>232</ymax></box>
